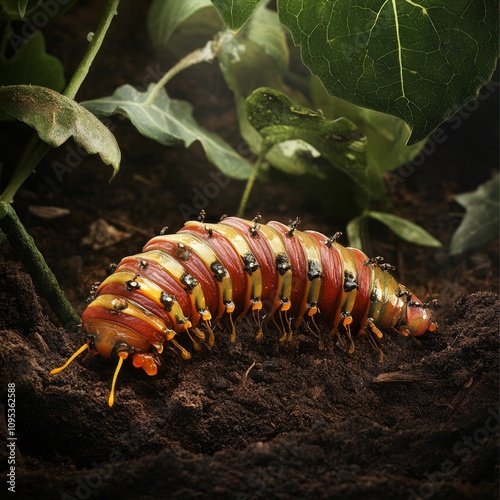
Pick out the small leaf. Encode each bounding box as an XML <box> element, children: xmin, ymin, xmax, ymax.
<box><xmin>17</xmin><ymin>0</ymin><xmax>30</xmax><ymax>17</ymax></box>
<box><xmin>0</xmin><ymin>85</ymin><xmax>121</xmax><ymax>176</ymax></box>
<box><xmin>278</xmin><ymin>0</ymin><xmax>499</xmax><ymax>144</ymax></box>
<box><xmin>211</xmin><ymin>0</ymin><xmax>262</xmax><ymax>31</ymax></box>
<box><xmin>1</xmin><ymin>0</ymin><xmax>76</xmax><ymax>20</ymax></box>
<box><xmin>1</xmin><ymin>0</ymin><xmax>40</xmax><ymax>19</ymax></box>
<box><xmin>0</xmin><ymin>32</ymin><xmax>65</xmax><ymax>121</ymax></box>
<box><xmin>367</xmin><ymin>211</ymin><xmax>441</xmax><ymax>247</ymax></box>
<box><xmin>147</xmin><ymin>0</ymin><xmax>218</xmax><ymax>50</ymax></box>
<box><xmin>450</xmin><ymin>175</ymin><xmax>500</xmax><ymax>255</ymax></box>
<box><xmin>82</xmin><ymin>84</ymin><xmax>253</xmax><ymax>180</ymax></box>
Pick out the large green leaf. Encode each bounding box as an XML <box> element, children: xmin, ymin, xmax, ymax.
<box><xmin>0</xmin><ymin>85</ymin><xmax>121</xmax><ymax>176</ymax></box>
<box><xmin>367</xmin><ymin>211</ymin><xmax>441</xmax><ymax>247</ymax></box>
<box><xmin>210</xmin><ymin>0</ymin><xmax>262</xmax><ymax>31</ymax></box>
<box><xmin>82</xmin><ymin>84</ymin><xmax>253</xmax><ymax>180</ymax></box>
<box><xmin>450</xmin><ymin>175</ymin><xmax>499</xmax><ymax>255</ymax></box>
<box><xmin>278</xmin><ymin>0</ymin><xmax>499</xmax><ymax>144</ymax></box>
<box><xmin>0</xmin><ymin>32</ymin><xmax>64</xmax><ymax>120</ymax></box>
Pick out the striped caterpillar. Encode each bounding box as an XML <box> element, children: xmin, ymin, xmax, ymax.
<box><xmin>51</xmin><ymin>215</ymin><xmax>436</xmax><ymax>406</ymax></box>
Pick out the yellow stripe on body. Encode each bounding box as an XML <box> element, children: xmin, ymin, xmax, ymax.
<box><xmin>89</xmin><ymin>293</ymin><xmax>175</xmax><ymax>348</ymax></box>
<box><xmin>203</xmin><ymin>222</ymin><xmax>263</xmax><ymax>318</ymax></box>
<box><xmin>253</xmin><ymin>223</ymin><xmax>293</xmax><ymax>314</ymax></box>
<box><xmin>294</xmin><ymin>230</ymin><xmax>322</xmax><ymax>319</ymax></box>
<box><xmin>98</xmin><ymin>270</ymin><xmax>191</xmax><ymax>334</ymax></box>
<box><xmin>161</xmin><ymin>232</ymin><xmax>233</xmax><ymax>320</ymax></box>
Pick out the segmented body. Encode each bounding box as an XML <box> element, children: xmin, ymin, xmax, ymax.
<box><xmin>84</xmin><ymin>216</ymin><xmax>434</xmax><ymax>353</ymax></box>
<box><xmin>52</xmin><ymin>216</ymin><xmax>435</xmax><ymax>406</ymax></box>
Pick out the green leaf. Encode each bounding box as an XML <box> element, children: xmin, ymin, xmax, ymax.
<box><xmin>310</xmin><ymin>76</ymin><xmax>426</xmax><ymax>173</ymax></box>
<box><xmin>1</xmin><ymin>0</ymin><xmax>76</xmax><ymax>20</ymax></box>
<box><xmin>0</xmin><ymin>32</ymin><xmax>65</xmax><ymax>120</ymax></box>
<box><xmin>217</xmin><ymin>5</ymin><xmax>289</xmax><ymax>155</ymax></box>
<box><xmin>246</xmin><ymin>87</ymin><xmax>367</xmax><ymax>193</ymax></box>
<box><xmin>1</xmin><ymin>0</ymin><xmax>40</xmax><ymax>19</ymax></box>
<box><xmin>17</xmin><ymin>0</ymin><xmax>29</xmax><ymax>17</ymax></box>
<box><xmin>367</xmin><ymin>211</ymin><xmax>441</xmax><ymax>247</ymax></box>
<box><xmin>218</xmin><ymin>7</ymin><xmax>289</xmax><ymax>96</ymax></box>
<box><xmin>211</xmin><ymin>0</ymin><xmax>262</xmax><ymax>31</ymax></box>
<box><xmin>147</xmin><ymin>0</ymin><xmax>218</xmax><ymax>50</ymax></box>
<box><xmin>0</xmin><ymin>85</ymin><xmax>121</xmax><ymax>176</ymax></box>
<box><xmin>82</xmin><ymin>84</ymin><xmax>253</xmax><ymax>180</ymax></box>
<box><xmin>278</xmin><ymin>0</ymin><xmax>499</xmax><ymax>144</ymax></box>
<box><xmin>450</xmin><ymin>175</ymin><xmax>500</xmax><ymax>255</ymax></box>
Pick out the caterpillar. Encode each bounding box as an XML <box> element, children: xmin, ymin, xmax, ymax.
<box><xmin>51</xmin><ymin>214</ymin><xmax>436</xmax><ymax>406</ymax></box>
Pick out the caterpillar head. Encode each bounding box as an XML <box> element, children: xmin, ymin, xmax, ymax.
<box><xmin>50</xmin><ymin>316</ymin><xmax>159</xmax><ymax>407</ymax></box>
<box><xmin>402</xmin><ymin>295</ymin><xmax>437</xmax><ymax>337</ymax></box>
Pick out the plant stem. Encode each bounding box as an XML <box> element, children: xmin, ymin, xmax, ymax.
<box><xmin>0</xmin><ymin>202</ymin><xmax>81</xmax><ymax>328</ymax></box>
<box><xmin>144</xmin><ymin>40</ymin><xmax>216</xmax><ymax>106</ymax></box>
<box><xmin>0</xmin><ymin>137</ymin><xmax>50</xmax><ymax>204</ymax></box>
<box><xmin>64</xmin><ymin>0</ymin><xmax>120</xmax><ymax>99</ymax></box>
<box><xmin>237</xmin><ymin>154</ymin><xmax>265</xmax><ymax>218</ymax></box>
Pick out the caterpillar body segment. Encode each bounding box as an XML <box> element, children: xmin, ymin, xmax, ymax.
<box><xmin>51</xmin><ymin>216</ymin><xmax>437</xmax><ymax>406</ymax></box>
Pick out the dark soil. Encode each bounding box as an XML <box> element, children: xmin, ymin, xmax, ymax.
<box><xmin>0</xmin><ymin>2</ymin><xmax>499</xmax><ymax>500</ymax></box>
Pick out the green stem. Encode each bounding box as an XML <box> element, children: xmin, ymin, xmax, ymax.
<box><xmin>144</xmin><ymin>40</ymin><xmax>216</xmax><ymax>106</ymax></box>
<box><xmin>237</xmin><ymin>154</ymin><xmax>265</xmax><ymax>218</ymax></box>
<box><xmin>0</xmin><ymin>137</ymin><xmax>50</xmax><ymax>204</ymax></box>
<box><xmin>64</xmin><ymin>0</ymin><xmax>120</xmax><ymax>99</ymax></box>
<box><xmin>0</xmin><ymin>202</ymin><xmax>81</xmax><ymax>328</ymax></box>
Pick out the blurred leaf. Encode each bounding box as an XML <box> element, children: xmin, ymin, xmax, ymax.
<box><xmin>147</xmin><ymin>0</ymin><xmax>220</xmax><ymax>51</ymax></box>
<box><xmin>211</xmin><ymin>0</ymin><xmax>262</xmax><ymax>31</ymax></box>
<box><xmin>278</xmin><ymin>0</ymin><xmax>499</xmax><ymax>144</ymax></box>
<box><xmin>347</xmin><ymin>216</ymin><xmax>363</xmax><ymax>250</ymax></box>
<box><xmin>0</xmin><ymin>32</ymin><xmax>65</xmax><ymax>120</ymax></box>
<box><xmin>217</xmin><ymin>5</ymin><xmax>289</xmax><ymax>154</ymax></box>
<box><xmin>310</xmin><ymin>76</ymin><xmax>426</xmax><ymax>173</ymax></box>
<box><xmin>1</xmin><ymin>0</ymin><xmax>77</xmax><ymax>20</ymax></box>
<box><xmin>1</xmin><ymin>0</ymin><xmax>41</xmax><ymax>18</ymax></box>
<box><xmin>310</xmin><ymin>76</ymin><xmax>428</xmax><ymax>201</ymax></box>
<box><xmin>367</xmin><ymin>211</ymin><xmax>441</xmax><ymax>247</ymax></box>
<box><xmin>0</xmin><ymin>85</ymin><xmax>121</xmax><ymax>176</ymax></box>
<box><xmin>17</xmin><ymin>0</ymin><xmax>29</xmax><ymax>17</ymax></box>
<box><xmin>246</xmin><ymin>87</ymin><xmax>367</xmax><ymax>194</ymax></box>
<box><xmin>450</xmin><ymin>175</ymin><xmax>500</xmax><ymax>255</ymax></box>
<box><xmin>82</xmin><ymin>84</ymin><xmax>253</xmax><ymax>180</ymax></box>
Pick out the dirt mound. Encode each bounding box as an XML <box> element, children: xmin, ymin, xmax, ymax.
<box><xmin>1</xmin><ymin>262</ymin><xmax>498</xmax><ymax>499</ymax></box>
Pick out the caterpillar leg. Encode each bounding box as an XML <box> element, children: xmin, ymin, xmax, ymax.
<box><xmin>363</xmin><ymin>320</ymin><xmax>384</xmax><ymax>363</ymax></box>
<box><xmin>342</xmin><ymin>315</ymin><xmax>355</xmax><ymax>354</ymax></box>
